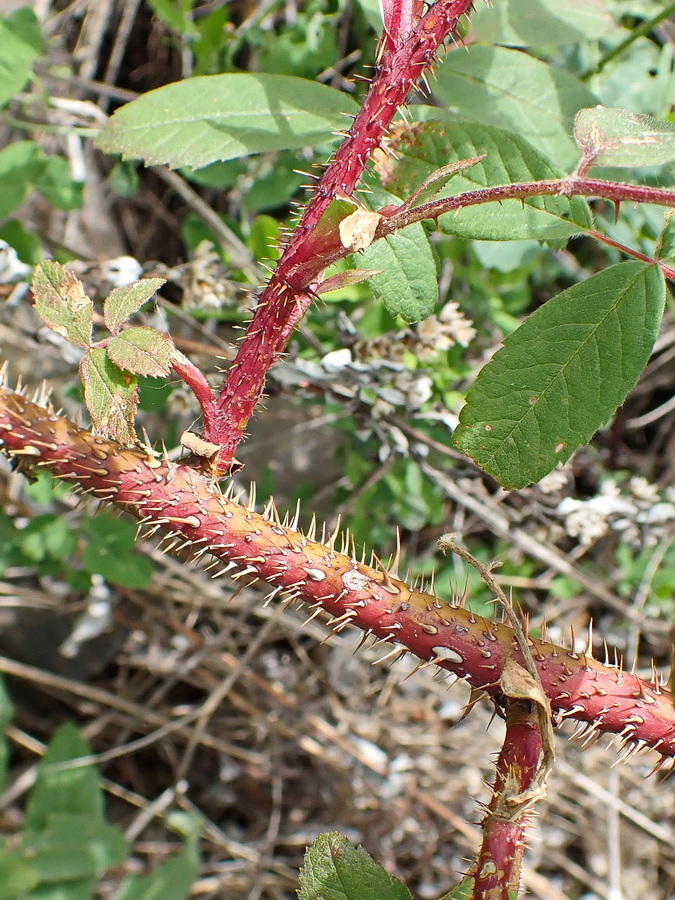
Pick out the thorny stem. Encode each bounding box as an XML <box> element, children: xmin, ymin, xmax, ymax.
<box><xmin>439</xmin><ymin>534</ymin><xmax>555</xmax><ymax>776</ymax></box>
<box><xmin>177</xmin><ymin>167</ymin><xmax>675</xmax><ymax>449</ymax></box>
<box><xmin>209</xmin><ymin>0</ymin><xmax>476</xmax><ymax>473</ymax></box>
<box><xmin>293</xmin><ymin>176</ymin><xmax>675</xmax><ymax>279</ymax></box>
<box><xmin>472</xmin><ymin>698</ymin><xmax>546</xmax><ymax>900</ymax></box>
<box><xmin>1</xmin><ymin>385</ymin><xmax>675</xmax><ymax>764</ymax></box>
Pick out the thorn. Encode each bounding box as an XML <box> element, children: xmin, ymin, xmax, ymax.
<box><xmin>388</xmin><ymin>529</ymin><xmax>401</xmax><ymax>578</ymax></box>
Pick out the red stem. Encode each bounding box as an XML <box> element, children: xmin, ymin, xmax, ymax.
<box><xmin>210</xmin><ymin>0</ymin><xmax>476</xmax><ymax>473</ymax></box>
<box><xmin>472</xmin><ymin>700</ymin><xmax>544</xmax><ymax>899</ymax></box>
<box><xmin>1</xmin><ymin>386</ymin><xmax>674</xmax><ymax>762</ymax></box>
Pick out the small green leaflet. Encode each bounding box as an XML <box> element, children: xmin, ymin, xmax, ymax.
<box><xmin>433</xmin><ymin>46</ymin><xmax>597</xmax><ymax>170</ymax></box>
<box><xmin>575</xmin><ymin>106</ymin><xmax>675</xmax><ymax>168</ymax></box>
<box><xmin>32</xmin><ymin>260</ymin><xmax>93</xmax><ymax>349</ymax></box>
<box><xmin>0</xmin><ymin>142</ymin><xmax>81</xmax><ymax>219</ymax></box>
<box><xmin>0</xmin><ymin>8</ymin><xmax>42</xmax><ymax>108</ymax></box>
<box><xmin>298</xmin><ymin>833</ymin><xmax>412</xmax><ymax>900</ymax></box>
<box><xmin>82</xmin><ymin>513</ymin><xmax>153</xmax><ymax>589</ymax></box>
<box><xmin>379</xmin><ymin>120</ymin><xmax>593</xmax><ymax>242</ymax></box>
<box><xmin>657</xmin><ymin>212</ymin><xmax>675</xmax><ymax>260</ymax></box>
<box><xmin>360</xmin><ymin>224</ymin><xmax>438</xmax><ymax>322</ymax></box>
<box><xmin>437</xmin><ymin>876</ymin><xmax>474</xmax><ymax>900</ymax></box>
<box><xmin>113</xmin><ymin>813</ymin><xmax>201</xmax><ymax>900</ymax></box>
<box><xmin>24</xmin><ymin>722</ymin><xmax>104</xmax><ymax>830</ymax></box>
<box><xmin>80</xmin><ymin>348</ymin><xmax>139</xmax><ymax>446</ymax></box>
<box><xmin>19</xmin><ymin>723</ymin><xmax>128</xmax><ymax>895</ymax></box>
<box><xmin>455</xmin><ymin>262</ymin><xmax>665</xmax><ymax>489</ymax></box>
<box><xmin>96</xmin><ymin>73</ymin><xmax>358</xmax><ymax>170</ymax></box>
<box><xmin>470</xmin><ymin>0</ymin><xmax>615</xmax><ymax>47</ymax></box>
<box><xmin>107</xmin><ymin>327</ymin><xmax>173</xmax><ymax>378</ymax></box>
<box><xmin>104</xmin><ymin>277</ymin><xmax>166</xmax><ymax>334</ymax></box>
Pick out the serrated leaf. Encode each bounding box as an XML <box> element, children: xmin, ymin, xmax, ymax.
<box><xmin>575</xmin><ymin>106</ymin><xmax>675</xmax><ymax>168</ymax></box>
<box><xmin>96</xmin><ymin>74</ymin><xmax>358</xmax><ymax>169</ymax></box>
<box><xmin>455</xmin><ymin>262</ymin><xmax>665</xmax><ymax>489</ymax></box>
<box><xmin>32</xmin><ymin>261</ymin><xmax>93</xmax><ymax>348</ymax></box>
<box><xmin>24</xmin><ymin>723</ymin><xmax>103</xmax><ymax>833</ymax></box>
<box><xmin>104</xmin><ymin>278</ymin><xmax>166</xmax><ymax>333</ymax></box>
<box><xmin>107</xmin><ymin>327</ymin><xmax>173</xmax><ymax>377</ymax></box>
<box><xmin>298</xmin><ymin>833</ymin><xmax>412</xmax><ymax>900</ymax></box>
<box><xmin>80</xmin><ymin>348</ymin><xmax>138</xmax><ymax>445</ymax></box>
<box><xmin>359</xmin><ymin>223</ymin><xmax>437</xmax><ymax>322</ymax></box>
<box><xmin>378</xmin><ymin>120</ymin><xmax>593</xmax><ymax>241</ymax></box>
<box><xmin>0</xmin><ymin>8</ymin><xmax>42</xmax><ymax>108</ymax></box>
<box><xmin>470</xmin><ymin>0</ymin><xmax>615</xmax><ymax>46</ymax></box>
<box><xmin>433</xmin><ymin>46</ymin><xmax>598</xmax><ymax>169</ymax></box>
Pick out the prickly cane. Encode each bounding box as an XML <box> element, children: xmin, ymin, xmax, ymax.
<box><xmin>1</xmin><ymin>383</ymin><xmax>674</xmax><ymax>763</ymax></box>
<box><xmin>210</xmin><ymin>0</ymin><xmax>476</xmax><ymax>472</ymax></box>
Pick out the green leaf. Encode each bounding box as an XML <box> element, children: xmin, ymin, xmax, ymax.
<box><xmin>16</xmin><ymin>514</ymin><xmax>77</xmax><ymax>563</ymax></box>
<box><xmin>32</xmin><ymin>261</ymin><xmax>93</xmax><ymax>349</ymax></box>
<box><xmin>379</xmin><ymin>120</ymin><xmax>593</xmax><ymax>241</ymax></box>
<box><xmin>147</xmin><ymin>0</ymin><xmax>198</xmax><ymax>36</ymax></box>
<box><xmin>298</xmin><ymin>833</ymin><xmax>412</xmax><ymax>900</ymax></box>
<box><xmin>113</xmin><ymin>813</ymin><xmax>200</xmax><ymax>900</ymax></box>
<box><xmin>0</xmin><ymin>676</ymin><xmax>13</xmax><ymax>795</ymax></box>
<box><xmin>433</xmin><ymin>46</ymin><xmax>597</xmax><ymax>169</ymax></box>
<box><xmin>657</xmin><ymin>212</ymin><xmax>675</xmax><ymax>260</ymax></box>
<box><xmin>35</xmin><ymin>157</ymin><xmax>83</xmax><ymax>211</ymax></box>
<box><xmin>22</xmin><ymin>815</ymin><xmax>128</xmax><ymax>882</ymax></box>
<box><xmin>96</xmin><ymin>74</ymin><xmax>358</xmax><ymax>169</ymax></box>
<box><xmin>0</xmin><ymin>850</ymin><xmax>38</xmax><ymax>899</ymax></box>
<box><xmin>359</xmin><ymin>224</ymin><xmax>438</xmax><ymax>322</ymax></box>
<box><xmin>454</xmin><ymin>262</ymin><xmax>665</xmax><ymax>489</ymax></box>
<box><xmin>574</xmin><ymin>106</ymin><xmax>675</xmax><ymax>168</ymax></box>
<box><xmin>104</xmin><ymin>278</ymin><xmax>166</xmax><ymax>334</ymax></box>
<box><xmin>470</xmin><ymin>0</ymin><xmax>615</xmax><ymax>46</ymax></box>
<box><xmin>437</xmin><ymin>876</ymin><xmax>474</xmax><ymax>900</ymax></box>
<box><xmin>25</xmin><ymin>723</ymin><xmax>103</xmax><ymax>832</ymax></box>
<box><xmin>0</xmin><ymin>141</ymin><xmax>47</xmax><ymax>220</ymax></box>
<box><xmin>0</xmin><ymin>8</ymin><xmax>42</xmax><ymax>108</ymax></box>
<box><xmin>80</xmin><ymin>348</ymin><xmax>138</xmax><ymax>445</ymax></box>
<box><xmin>0</xmin><ymin>219</ymin><xmax>42</xmax><ymax>265</ymax></box>
<box><xmin>107</xmin><ymin>327</ymin><xmax>173</xmax><ymax>377</ymax></box>
<box><xmin>82</xmin><ymin>513</ymin><xmax>153</xmax><ymax>589</ymax></box>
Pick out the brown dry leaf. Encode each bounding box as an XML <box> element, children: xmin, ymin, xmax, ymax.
<box><xmin>339</xmin><ymin>208</ymin><xmax>383</xmax><ymax>252</ymax></box>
